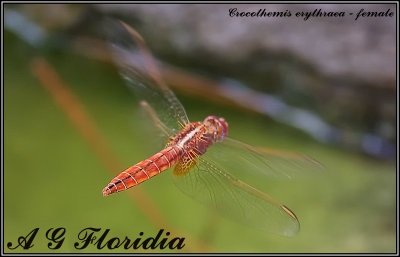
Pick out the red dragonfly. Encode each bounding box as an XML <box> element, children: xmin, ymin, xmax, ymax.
<box><xmin>102</xmin><ymin>21</ymin><xmax>321</xmax><ymax>237</ymax></box>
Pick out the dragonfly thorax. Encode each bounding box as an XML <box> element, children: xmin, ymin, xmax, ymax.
<box><xmin>167</xmin><ymin>116</ymin><xmax>228</xmax><ymax>157</ymax></box>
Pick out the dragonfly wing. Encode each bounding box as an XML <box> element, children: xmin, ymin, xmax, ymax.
<box><xmin>172</xmin><ymin>158</ymin><xmax>300</xmax><ymax>236</ymax></box>
<box><xmin>203</xmin><ymin>137</ymin><xmax>324</xmax><ymax>180</ymax></box>
<box><xmin>105</xmin><ymin>20</ymin><xmax>189</xmax><ymax>134</ymax></box>
<box><xmin>139</xmin><ymin>100</ymin><xmax>175</xmax><ymax>139</ymax></box>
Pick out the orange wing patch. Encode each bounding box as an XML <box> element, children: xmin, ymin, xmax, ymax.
<box><xmin>173</xmin><ymin>156</ymin><xmax>197</xmax><ymax>176</ymax></box>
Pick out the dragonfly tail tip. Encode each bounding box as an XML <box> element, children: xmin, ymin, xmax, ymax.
<box><xmin>102</xmin><ymin>187</ymin><xmax>111</xmax><ymax>197</ymax></box>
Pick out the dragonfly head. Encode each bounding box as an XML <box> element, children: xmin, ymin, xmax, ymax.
<box><xmin>204</xmin><ymin>115</ymin><xmax>229</xmax><ymax>141</ymax></box>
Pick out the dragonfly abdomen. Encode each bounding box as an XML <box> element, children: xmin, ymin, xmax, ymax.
<box><xmin>102</xmin><ymin>145</ymin><xmax>182</xmax><ymax>196</ymax></box>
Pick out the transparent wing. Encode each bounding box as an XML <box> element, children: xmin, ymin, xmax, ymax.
<box><xmin>139</xmin><ymin>100</ymin><xmax>176</xmax><ymax>139</ymax></box>
<box><xmin>105</xmin><ymin>20</ymin><xmax>189</xmax><ymax>134</ymax></box>
<box><xmin>203</xmin><ymin>137</ymin><xmax>324</xmax><ymax>180</ymax></box>
<box><xmin>173</xmin><ymin>158</ymin><xmax>300</xmax><ymax>236</ymax></box>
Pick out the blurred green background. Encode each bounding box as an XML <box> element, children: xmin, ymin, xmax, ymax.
<box><xmin>4</xmin><ymin>4</ymin><xmax>396</xmax><ymax>254</ymax></box>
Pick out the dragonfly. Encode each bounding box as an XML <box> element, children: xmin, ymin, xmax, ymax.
<box><xmin>102</xmin><ymin>21</ymin><xmax>322</xmax><ymax>237</ymax></box>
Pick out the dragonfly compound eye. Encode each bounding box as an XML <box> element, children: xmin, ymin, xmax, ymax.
<box><xmin>218</xmin><ymin>117</ymin><xmax>229</xmax><ymax>140</ymax></box>
<box><xmin>203</xmin><ymin>116</ymin><xmax>228</xmax><ymax>141</ymax></box>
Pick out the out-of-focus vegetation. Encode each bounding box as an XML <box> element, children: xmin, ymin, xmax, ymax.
<box><xmin>4</xmin><ymin>11</ymin><xmax>396</xmax><ymax>254</ymax></box>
